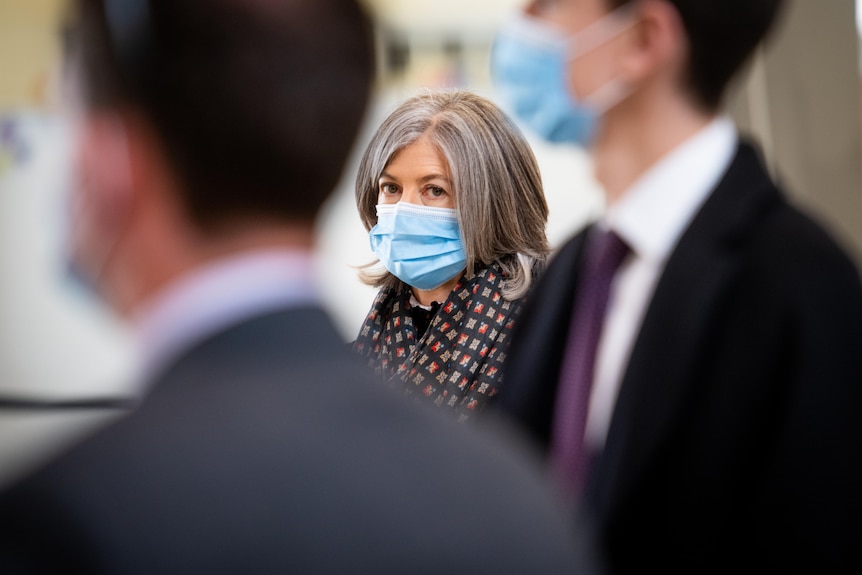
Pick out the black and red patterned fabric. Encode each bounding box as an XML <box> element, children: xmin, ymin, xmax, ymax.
<box><xmin>353</xmin><ymin>263</ymin><xmax>527</xmax><ymax>421</ymax></box>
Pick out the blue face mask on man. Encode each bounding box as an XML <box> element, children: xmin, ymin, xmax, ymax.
<box><xmin>369</xmin><ymin>202</ymin><xmax>467</xmax><ymax>291</ymax></box>
<box><xmin>491</xmin><ymin>7</ymin><xmax>636</xmax><ymax>147</ymax></box>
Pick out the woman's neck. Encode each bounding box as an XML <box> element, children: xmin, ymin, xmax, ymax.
<box><xmin>411</xmin><ymin>274</ymin><xmax>461</xmax><ymax>306</ymax></box>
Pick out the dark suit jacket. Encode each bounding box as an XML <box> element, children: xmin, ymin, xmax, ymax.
<box><xmin>0</xmin><ymin>306</ymin><xmax>593</xmax><ymax>574</ymax></box>
<box><xmin>498</xmin><ymin>142</ymin><xmax>862</xmax><ymax>573</ymax></box>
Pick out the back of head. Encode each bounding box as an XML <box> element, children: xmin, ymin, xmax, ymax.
<box><xmin>65</xmin><ymin>0</ymin><xmax>375</xmax><ymax>230</ymax></box>
<box><xmin>609</xmin><ymin>0</ymin><xmax>785</xmax><ymax>111</ymax></box>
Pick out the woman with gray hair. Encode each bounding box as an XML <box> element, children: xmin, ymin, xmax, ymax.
<box><xmin>353</xmin><ymin>90</ymin><xmax>550</xmax><ymax>421</ymax></box>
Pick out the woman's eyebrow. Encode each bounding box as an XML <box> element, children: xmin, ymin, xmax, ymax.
<box><xmin>417</xmin><ymin>174</ymin><xmax>451</xmax><ymax>185</ymax></box>
<box><xmin>378</xmin><ymin>172</ymin><xmax>451</xmax><ymax>185</ymax></box>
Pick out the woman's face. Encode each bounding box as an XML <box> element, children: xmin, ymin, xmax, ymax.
<box><xmin>377</xmin><ymin>138</ymin><xmax>455</xmax><ymax>209</ymax></box>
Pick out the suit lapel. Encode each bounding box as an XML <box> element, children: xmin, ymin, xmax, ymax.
<box><xmin>500</xmin><ymin>229</ymin><xmax>590</xmax><ymax>446</ymax></box>
<box><xmin>589</xmin><ymin>142</ymin><xmax>783</xmax><ymax>520</ymax></box>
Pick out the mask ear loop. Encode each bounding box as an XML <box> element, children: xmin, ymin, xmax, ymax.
<box><xmin>564</xmin><ymin>3</ymin><xmax>642</xmax><ymax>114</ymax></box>
<box><xmin>581</xmin><ymin>76</ymin><xmax>636</xmax><ymax>115</ymax></box>
<box><xmin>565</xmin><ymin>2</ymin><xmax>641</xmax><ymax>60</ymax></box>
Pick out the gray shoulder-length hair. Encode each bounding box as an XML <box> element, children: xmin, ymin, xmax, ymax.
<box><xmin>355</xmin><ymin>90</ymin><xmax>550</xmax><ymax>301</ymax></box>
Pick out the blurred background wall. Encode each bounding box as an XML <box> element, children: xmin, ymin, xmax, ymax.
<box><xmin>0</xmin><ymin>0</ymin><xmax>860</xmax><ymax>484</ymax></box>
<box><xmin>728</xmin><ymin>0</ymin><xmax>862</xmax><ymax>263</ymax></box>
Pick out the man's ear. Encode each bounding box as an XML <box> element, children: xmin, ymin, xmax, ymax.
<box><xmin>73</xmin><ymin>112</ymin><xmax>134</xmax><ymax>232</ymax></box>
<box><xmin>620</xmin><ymin>0</ymin><xmax>686</xmax><ymax>84</ymax></box>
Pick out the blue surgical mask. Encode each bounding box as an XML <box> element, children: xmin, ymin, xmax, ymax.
<box><xmin>491</xmin><ymin>8</ymin><xmax>635</xmax><ymax>147</ymax></box>
<box><xmin>369</xmin><ymin>202</ymin><xmax>467</xmax><ymax>291</ymax></box>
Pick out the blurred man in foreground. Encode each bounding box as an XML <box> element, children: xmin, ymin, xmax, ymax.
<box><xmin>0</xmin><ymin>1</ymin><xmax>593</xmax><ymax>572</ymax></box>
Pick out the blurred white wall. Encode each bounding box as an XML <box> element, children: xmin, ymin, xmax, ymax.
<box><xmin>368</xmin><ymin>0</ymin><xmax>524</xmax><ymax>34</ymax></box>
<box><xmin>0</xmin><ymin>115</ymin><xmax>135</xmax><ymax>399</ymax></box>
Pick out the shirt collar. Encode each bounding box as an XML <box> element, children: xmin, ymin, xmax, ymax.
<box><xmin>604</xmin><ymin>116</ymin><xmax>737</xmax><ymax>262</ymax></box>
<box><xmin>132</xmin><ymin>248</ymin><xmax>320</xmax><ymax>389</ymax></box>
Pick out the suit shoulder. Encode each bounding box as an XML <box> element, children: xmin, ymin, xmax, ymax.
<box><xmin>751</xmin><ymin>202</ymin><xmax>861</xmax><ymax>283</ymax></box>
<box><xmin>0</xmin><ymin>354</ymin><xmax>589</xmax><ymax>573</ymax></box>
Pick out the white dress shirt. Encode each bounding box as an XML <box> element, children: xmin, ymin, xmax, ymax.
<box><xmin>132</xmin><ymin>249</ymin><xmax>320</xmax><ymax>393</ymax></box>
<box><xmin>584</xmin><ymin>117</ymin><xmax>738</xmax><ymax>451</ymax></box>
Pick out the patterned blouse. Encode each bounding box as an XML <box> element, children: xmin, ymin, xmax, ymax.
<box><xmin>352</xmin><ymin>262</ymin><xmax>527</xmax><ymax>422</ymax></box>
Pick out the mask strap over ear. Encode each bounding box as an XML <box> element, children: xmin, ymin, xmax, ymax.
<box><xmin>565</xmin><ymin>2</ymin><xmax>641</xmax><ymax>60</ymax></box>
<box><xmin>581</xmin><ymin>76</ymin><xmax>635</xmax><ymax>115</ymax></box>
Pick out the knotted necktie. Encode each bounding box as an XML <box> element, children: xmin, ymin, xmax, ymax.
<box><xmin>550</xmin><ymin>227</ymin><xmax>630</xmax><ymax>500</ymax></box>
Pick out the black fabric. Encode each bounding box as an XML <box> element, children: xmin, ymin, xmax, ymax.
<box><xmin>409</xmin><ymin>301</ymin><xmax>440</xmax><ymax>337</ymax></box>
<box><xmin>0</xmin><ymin>306</ymin><xmax>594</xmax><ymax>574</ymax></box>
<box><xmin>497</xmin><ymin>141</ymin><xmax>862</xmax><ymax>573</ymax></box>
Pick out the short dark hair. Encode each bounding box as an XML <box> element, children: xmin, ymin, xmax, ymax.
<box><xmin>65</xmin><ymin>0</ymin><xmax>375</xmax><ymax>230</ymax></box>
<box><xmin>609</xmin><ymin>0</ymin><xmax>785</xmax><ymax>111</ymax></box>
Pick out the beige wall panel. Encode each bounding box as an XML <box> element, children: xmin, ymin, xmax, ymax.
<box><xmin>0</xmin><ymin>0</ymin><xmax>66</xmax><ymax>110</ymax></box>
<box><xmin>730</xmin><ymin>0</ymin><xmax>862</xmax><ymax>263</ymax></box>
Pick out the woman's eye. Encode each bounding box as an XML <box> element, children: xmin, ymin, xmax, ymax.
<box><xmin>427</xmin><ymin>186</ymin><xmax>446</xmax><ymax>197</ymax></box>
<box><xmin>381</xmin><ymin>183</ymin><xmax>400</xmax><ymax>194</ymax></box>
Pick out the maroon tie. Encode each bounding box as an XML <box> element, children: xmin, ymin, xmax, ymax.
<box><xmin>550</xmin><ymin>227</ymin><xmax>630</xmax><ymax>500</ymax></box>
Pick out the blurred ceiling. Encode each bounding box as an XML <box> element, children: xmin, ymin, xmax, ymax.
<box><xmin>366</xmin><ymin>0</ymin><xmax>524</xmax><ymax>34</ymax></box>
